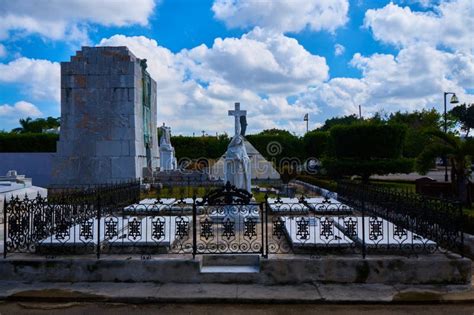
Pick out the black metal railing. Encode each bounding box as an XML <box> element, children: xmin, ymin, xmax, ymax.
<box><xmin>337</xmin><ymin>181</ymin><xmax>464</xmax><ymax>256</ymax></box>
<box><xmin>3</xmin><ymin>181</ymin><xmax>464</xmax><ymax>259</ymax></box>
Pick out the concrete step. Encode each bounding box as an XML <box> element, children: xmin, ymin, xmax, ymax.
<box><xmin>200</xmin><ymin>255</ymin><xmax>260</xmax><ymax>274</ymax></box>
<box><xmin>201</xmin><ymin>254</ymin><xmax>260</xmax><ymax>267</ymax></box>
<box><xmin>200</xmin><ymin>265</ymin><xmax>260</xmax><ymax>274</ymax></box>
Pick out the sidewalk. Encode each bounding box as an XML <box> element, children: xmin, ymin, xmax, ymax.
<box><xmin>1</xmin><ymin>281</ymin><xmax>474</xmax><ymax>304</ymax></box>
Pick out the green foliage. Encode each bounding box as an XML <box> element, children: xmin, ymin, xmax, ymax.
<box><xmin>324</xmin><ymin>123</ymin><xmax>412</xmax><ymax>180</ymax></box>
<box><xmin>415</xmin><ymin>130</ymin><xmax>474</xmax><ymax>204</ymax></box>
<box><xmin>318</xmin><ymin>114</ymin><xmax>361</xmax><ymax>131</ymax></box>
<box><xmin>302</xmin><ymin>131</ymin><xmax>329</xmax><ymax>158</ymax></box>
<box><xmin>323</xmin><ymin>158</ymin><xmax>414</xmax><ymax>179</ymax></box>
<box><xmin>386</xmin><ymin>109</ymin><xmax>442</xmax><ymax>158</ymax></box>
<box><xmin>246</xmin><ymin>129</ymin><xmax>304</xmax><ymax>163</ymax></box>
<box><xmin>329</xmin><ymin>123</ymin><xmax>407</xmax><ymax>159</ymax></box>
<box><xmin>255</xmin><ymin>128</ymin><xmax>294</xmax><ymax>137</ymax></box>
<box><xmin>449</xmin><ymin>103</ymin><xmax>474</xmax><ymax>137</ymax></box>
<box><xmin>171</xmin><ymin>135</ymin><xmax>229</xmax><ymax>159</ymax></box>
<box><xmin>280</xmin><ymin>164</ymin><xmax>298</xmax><ymax>184</ymax></box>
<box><xmin>11</xmin><ymin>116</ymin><xmax>60</xmax><ymax>133</ymax></box>
<box><xmin>0</xmin><ymin>133</ymin><xmax>59</xmax><ymax>152</ymax></box>
<box><xmin>295</xmin><ymin>175</ymin><xmax>337</xmax><ymax>192</ymax></box>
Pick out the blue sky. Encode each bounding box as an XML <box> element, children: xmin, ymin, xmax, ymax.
<box><xmin>0</xmin><ymin>0</ymin><xmax>473</xmax><ymax>135</ymax></box>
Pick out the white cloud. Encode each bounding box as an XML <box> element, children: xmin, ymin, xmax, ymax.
<box><xmin>0</xmin><ymin>57</ymin><xmax>60</xmax><ymax>102</ymax></box>
<box><xmin>212</xmin><ymin>0</ymin><xmax>349</xmax><ymax>33</ymax></box>
<box><xmin>334</xmin><ymin>43</ymin><xmax>345</xmax><ymax>56</ymax></box>
<box><xmin>0</xmin><ymin>101</ymin><xmax>42</xmax><ymax>117</ymax></box>
<box><xmin>98</xmin><ymin>33</ymin><xmax>323</xmax><ymax>135</ymax></box>
<box><xmin>364</xmin><ymin>0</ymin><xmax>474</xmax><ymax>52</ymax></box>
<box><xmin>0</xmin><ymin>0</ymin><xmax>156</xmax><ymax>42</ymax></box>
<box><xmin>184</xmin><ymin>28</ymin><xmax>329</xmax><ymax>95</ymax></box>
<box><xmin>306</xmin><ymin>44</ymin><xmax>474</xmax><ymax>116</ymax></box>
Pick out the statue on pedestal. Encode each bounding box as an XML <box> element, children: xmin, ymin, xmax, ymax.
<box><xmin>159</xmin><ymin>123</ymin><xmax>177</xmax><ymax>171</ymax></box>
<box><xmin>224</xmin><ymin>102</ymin><xmax>251</xmax><ymax>192</ymax></box>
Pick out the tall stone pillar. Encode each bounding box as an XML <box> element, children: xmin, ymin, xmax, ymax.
<box><xmin>51</xmin><ymin>46</ymin><xmax>159</xmax><ymax>185</ymax></box>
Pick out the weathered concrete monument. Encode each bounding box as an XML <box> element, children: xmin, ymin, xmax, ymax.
<box><xmin>52</xmin><ymin>46</ymin><xmax>159</xmax><ymax>185</ymax></box>
<box><xmin>159</xmin><ymin>123</ymin><xmax>177</xmax><ymax>171</ymax></box>
<box><xmin>224</xmin><ymin>102</ymin><xmax>252</xmax><ymax>192</ymax></box>
<box><xmin>211</xmin><ymin>103</ymin><xmax>280</xmax><ymax>184</ymax></box>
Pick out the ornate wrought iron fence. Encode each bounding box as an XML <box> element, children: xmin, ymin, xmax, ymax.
<box><xmin>337</xmin><ymin>181</ymin><xmax>464</xmax><ymax>256</ymax></box>
<box><xmin>3</xmin><ymin>180</ymin><xmax>464</xmax><ymax>258</ymax></box>
<box><xmin>3</xmin><ymin>180</ymin><xmax>140</xmax><ymax>258</ymax></box>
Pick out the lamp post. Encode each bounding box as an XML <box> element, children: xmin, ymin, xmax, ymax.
<box><xmin>443</xmin><ymin>92</ymin><xmax>459</xmax><ymax>181</ymax></box>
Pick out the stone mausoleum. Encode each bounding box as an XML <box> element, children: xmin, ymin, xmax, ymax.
<box><xmin>52</xmin><ymin>46</ymin><xmax>159</xmax><ymax>185</ymax></box>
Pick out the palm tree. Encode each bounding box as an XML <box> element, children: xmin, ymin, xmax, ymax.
<box><xmin>416</xmin><ymin>130</ymin><xmax>474</xmax><ymax>204</ymax></box>
<box><xmin>11</xmin><ymin>117</ymin><xmax>33</xmax><ymax>133</ymax></box>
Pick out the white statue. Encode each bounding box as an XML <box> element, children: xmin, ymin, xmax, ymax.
<box><xmin>159</xmin><ymin>123</ymin><xmax>177</xmax><ymax>171</ymax></box>
<box><xmin>224</xmin><ymin>102</ymin><xmax>251</xmax><ymax>192</ymax></box>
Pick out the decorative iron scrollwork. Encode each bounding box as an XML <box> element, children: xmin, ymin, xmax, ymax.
<box><xmin>175</xmin><ymin>217</ymin><xmax>189</xmax><ymax>239</ymax></box>
<box><xmin>222</xmin><ymin>218</ymin><xmax>235</xmax><ymax>240</ymax></box>
<box><xmin>200</xmin><ymin>181</ymin><xmax>252</xmax><ymax>205</ymax></box>
<box><xmin>369</xmin><ymin>217</ymin><xmax>383</xmax><ymax>241</ymax></box>
<box><xmin>296</xmin><ymin>217</ymin><xmax>310</xmax><ymax>240</ymax></box>
<box><xmin>273</xmin><ymin>217</ymin><xmax>286</xmax><ymax>239</ymax></box>
<box><xmin>320</xmin><ymin>217</ymin><xmax>334</xmax><ymax>240</ymax></box>
<box><xmin>151</xmin><ymin>218</ymin><xmax>166</xmax><ymax>240</ymax></box>
<box><xmin>200</xmin><ymin>218</ymin><xmax>214</xmax><ymax>240</ymax></box>
<box><xmin>244</xmin><ymin>218</ymin><xmax>257</xmax><ymax>239</ymax></box>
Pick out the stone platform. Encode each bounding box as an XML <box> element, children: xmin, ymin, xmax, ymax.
<box><xmin>0</xmin><ymin>254</ymin><xmax>470</xmax><ymax>286</ymax></box>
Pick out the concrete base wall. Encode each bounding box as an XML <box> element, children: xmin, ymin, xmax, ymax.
<box><xmin>0</xmin><ymin>255</ymin><xmax>470</xmax><ymax>285</ymax></box>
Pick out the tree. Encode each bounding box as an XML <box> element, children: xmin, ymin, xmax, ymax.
<box><xmin>416</xmin><ymin>131</ymin><xmax>474</xmax><ymax>204</ymax></box>
<box><xmin>318</xmin><ymin>114</ymin><xmax>360</xmax><ymax>131</ymax></box>
<box><xmin>302</xmin><ymin>131</ymin><xmax>329</xmax><ymax>159</ymax></box>
<box><xmin>12</xmin><ymin>117</ymin><xmax>60</xmax><ymax>133</ymax></box>
<box><xmin>386</xmin><ymin>109</ymin><xmax>442</xmax><ymax>158</ymax></box>
<box><xmin>449</xmin><ymin>103</ymin><xmax>474</xmax><ymax>137</ymax></box>
<box><xmin>323</xmin><ymin>123</ymin><xmax>413</xmax><ymax>182</ymax></box>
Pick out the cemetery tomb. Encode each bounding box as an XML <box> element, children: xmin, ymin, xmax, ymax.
<box><xmin>52</xmin><ymin>46</ymin><xmax>159</xmax><ymax>185</ymax></box>
<box><xmin>282</xmin><ymin>216</ymin><xmax>354</xmax><ymax>248</ymax></box>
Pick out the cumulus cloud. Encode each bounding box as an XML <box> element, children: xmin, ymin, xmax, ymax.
<box><xmin>307</xmin><ymin>44</ymin><xmax>474</xmax><ymax>116</ymax></box>
<box><xmin>184</xmin><ymin>28</ymin><xmax>328</xmax><ymax>95</ymax></box>
<box><xmin>212</xmin><ymin>0</ymin><xmax>349</xmax><ymax>33</ymax></box>
<box><xmin>334</xmin><ymin>43</ymin><xmax>345</xmax><ymax>56</ymax></box>
<box><xmin>98</xmin><ymin>33</ymin><xmax>323</xmax><ymax>134</ymax></box>
<box><xmin>0</xmin><ymin>0</ymin><xmax>156</xmax><ymax>42</ymax></box>
<box><xmin>0</xmin><ymin>57</ymin><xmax>60</xmax><ymax>102</ymax></box>
<box><xmin>364</xmin><ymin>0</ymin><xmax>474</xmax><ymax>52</ymax></box>
<box><xmin>0</xmin><ymin>101</ymin><xmax>42</xmax><ymax>117</ymax></box>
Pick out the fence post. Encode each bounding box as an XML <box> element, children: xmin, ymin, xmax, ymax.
<box><xmin>361</xmin><ymin>186</ymin><xmax>366</xmax><ymax>259</ymax></box>
<box><xmin>96</xmin><ymin>194</ymin><xmax>101</xmax><ymax>260</ymax></box>
<box><xmin>459</xmin><ymin>202</ymin><xmax>464</xmax><ymax>257</ymax></box>
<box><xmin>264</xmin><ymin>194</ymin><xmax>269</xmax><ymax>258</ymax></box>
<box><xmin>192</xmin><ymin>195</ymin><xmax>197</xmax><ymax>259</ymax></box>
<box><xmin>3</xmin><ymin>197</ymin><xmax>7</xmax><ymax>259</ymax></box>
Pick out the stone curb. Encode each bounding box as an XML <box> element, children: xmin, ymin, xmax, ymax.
<box><xmin>1</xmin><ymin>282</ymin><xmax>474</xmax><ymax>305</ymax></box>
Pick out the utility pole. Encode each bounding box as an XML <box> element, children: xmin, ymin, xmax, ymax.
<box><xmin>304</xmin><ymin>113</ymin><xmax>309</xmax><ymax>133</ymax></box>
<box><xmin>359</xmin><ymin>105</ymin><xmax>362</xmax><ymax>119</ymax></box>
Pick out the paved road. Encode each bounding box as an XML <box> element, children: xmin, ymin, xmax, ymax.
<box><xmin>0</xmin><ymin>302</ymin><xmax>474</xmax><ymax>315</ymax></box>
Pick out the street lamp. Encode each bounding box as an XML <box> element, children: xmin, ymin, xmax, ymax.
<box><xmin>443</xmin><ymin>92</ymin><xmax>459</xmax><ymax>181</ymax></box>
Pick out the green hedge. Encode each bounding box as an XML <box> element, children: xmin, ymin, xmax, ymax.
<box><xmin>330</xmin><ymin>123</ymin><xmax>406</xmax><ymax>158</ymax></box>
<box><xmin>0</xmin><ymin>133</ymin><xmax>59</xmax><ymax>152</ymax></box>
<box><xmin>172</xmin><ymin>135</ymin><xmax>229</xmax><ymax>160</ymax></box>
<box><xmin>295</xmin><ymin>175</ymin><xmax>337</xmax><ymax>192</ymax></box>
<box><xmin>302</xmin><ymin>131</ymin><xmax>329</xmax><ymax>158</ymax></box>
<box><xmin>322</xmin><ymin>157</ymin><xmax>414</xmax><ymax>179</ymax></box>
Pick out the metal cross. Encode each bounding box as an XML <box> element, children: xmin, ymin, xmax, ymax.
<box><xmin>228</xmin><ymin>102</ymin><xmax>247</xmax><ymax>136</ymax></box>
